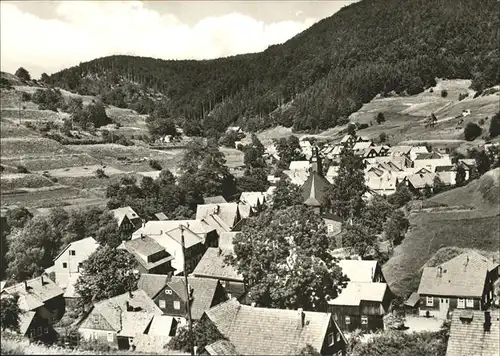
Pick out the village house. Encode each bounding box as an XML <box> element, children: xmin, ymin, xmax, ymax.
<box><xmin>117</xmin><ymin>235</ymin><xmax>175</xmax><ymax>275</ymax></box>
<box><xmin>388</xmin><ymin>145</ymin><xmax>413</xmax><ymax>158</ymax></box>
<box><xmin>78</xmin><ymin>289</ymin><xmax>164</xmax><ymax>350</ymax></box>
<box><xmin>338</xmin><ymin>259</ymin><xmax>385</xmax><ymax>283</ymax></box>
<box><xmin>457</xmin><ymin>159</ymin><xmax>477</xmax><ymax>181</ymax></box>
<box><xmin>133</xmin><ymin>219</ymin><xmax>218</xmax><ymax>248</ymax></box>
<box><xmin>417</xmin><ymin>251</ymin><xmax>499</xmax><ymax>319</ymax></box>
<box><xmin>328</xmin><ymin>282</ymin><xmax>393</xmax><ymax>333</ymax></box>
<box><xmin>299</xmin><ymin>139</ymin><xmax>314</xmax><ymax>159</ymax></box>
<box><xmin>401</xmin><ymin>172</ymin><xmax>452</xmax><ymax>195</ymax></box>
<box><xmin>192</xmin><ymin>247</ymin><xmax>246</xmax><ymax>300</ymax></box>
<box><xmin>110</xmin><ymin>206</ymin><xmax>142</xmax><ymax>234</ymax></box>
<box><xmin>195</xmin><ymin>203</ymin><xmax>242</xmax><ymax>234</ymax></box>
<box><xmin>283</xmin><ymin>168</ymin><xmax>310</xmax><ymax>186</ymax></box>
<box><xmin>1</xmin><ymin>275</ymin><xmax>65</xmax><ymax>341</ymax></box>
<box><xmin>323</xmin><ymin>214</ymin><xmax>343</xmax><ymax>238</ymax></box>
<box><xmin>408</xmin><ymin>146</ymin><xmax>430</xmax><ymax>161</ymax></box>
<box><xmin>340</xmin><ymin>134</ymin><xmax>370</xmax><ymax>149</ymax></box>
<box><xmin>445</xmin><ymin>310</ymin><xmax>500</xmax><ymax>356</ymax></box>
<box><xmin>239</xmin><ymin>192</ymin><xmax>266</xmax><ymax>212</ymax></box>
<box><xmin>138</xmin><ymin>274</ymin><xmax>227</xmax><ymax>325</ymax></box>
<box><xmin>203</xmin><ymin>298</ymin><xmax>347</xmax><ymax>356</ymax></box>
<box><xmin>413</xmin><ymin>152</ymin><xmax>453</xmax><ymax>172</ymax></box>
<box><xmin>45</xmin><ymin>236</ymin><xmax>99</xmax><ymax>292</ymax></box>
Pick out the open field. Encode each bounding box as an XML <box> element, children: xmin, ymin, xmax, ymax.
<box><xmin>37</xmin><ymin>164</ymin><xmax>126</xmax><ymax>178</ymax></box>
<box><xmin>383</xmin><ymin>168</ymin><xmax>500</xmax><ymax>297</ymax></box>
<box><xmin>1</xmin><ymin>153</ymin><xmax>100</xmax><ymax>171</ymax></box>
<box><xmin>0</xmin><ymin>119</ymin><xmax>40</xmax><ymax>138</ymax></box>
<box><xmin>1</xmin><ymin>137</ymin><xmax>69</xmax><ymax>158</ymax></box>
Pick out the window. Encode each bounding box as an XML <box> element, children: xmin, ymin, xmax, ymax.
<box><xmin>44</xmin><ymin>327</ymin><xmax>48</xmax><ymax>334</ymax></box>
<box><xmin>69</xmin><ymin>250</ymin><xmax>76</xmax><ymax>256</ymax></box>
<box><xmin>466</xmin><ymin>298</ymin><xmax>474</xmax><ymax>308</ymax></box>
<box><xmin>30</xmin><ymin>330</ymin><xmax>36</xmax><ymax>339</ymax></box>
<box><xmin>173</xmin><ymin>301</ymin><xmax>181</xmax><ymax>310</ymax></box>
<box><xmin>426</xmin><ymin>296</ymin><xmax>433</xmax><ymax>306</ymax></box>
<box><xmin>327</xmin><ymin>224</ymin><xmax>334</xmax><ymax>233</ymax></box>
<box><xmin>62</xmin><ymin>262</ymin><xmax>68</xmax><ymax>269</ymax></box>
<box><xmin>37</xmin><ymin>326</ymin><xmax>42</xmax><ymax>336</ymax></box>
<box><xmin>327</xmin><ymin>332</ymin><xmax>335</xmax><ymax>346</ymax></box>
<box><xmin>93</xmin><ymin>314</ymin><xmax>99</xmax><ymax>323</ymax></box>
<box><xmin>165</xmin><ymin>289</ymin><xmax>172</xmax><ymax>295</ymax></box>
<box><xmin>220</xmin><ymin>280</ymin><xmax>226</xmax><ymax>287</ymax></box>
<box><xmin>457</xmin><ymin>298</ymin><xmax>465</xmax><ymax>309</ymax></box>
<box><xmin>159</xmin><ymin>300</ymin><xmax>166</xmax><ymax>308</ymax></box>
<box><xmin>345</xmin><ymin>316</ymin><xmax>351</xmax><ymax>325</ymax></box>
<box><xmin>107</xmin><ymin>332</ymin><xmax>113</xmax><ymax>342</ymax></box>
<box><xmin>361</xmin><ymin>316</ymin><xmax>368</xmax><ymax>325</ymax></box>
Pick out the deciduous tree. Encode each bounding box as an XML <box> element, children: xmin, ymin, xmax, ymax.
<box><xmin>342</xmin><ymin>223</ymin><xmax>377</xmax><ymax>259</ymax></box>
<box><xmin>228</xmin><ymin>206</ymin><xmax>347</xmax><ymax>310</ymax></box>
<box><xmin>0</xmin><ymin>295</ymin><xmax>22</xmax><ymax>332</ymax></box>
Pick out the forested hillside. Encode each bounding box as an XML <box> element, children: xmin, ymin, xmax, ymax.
<box><xmin>47</xmin><ymin>0</ymin><xmax>499</xmax><ymax>135</ymax></box>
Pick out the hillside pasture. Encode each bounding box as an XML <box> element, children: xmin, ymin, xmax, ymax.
<box><xmin>0</xmin><ymin>173</ymin><xmax>55</xmax><ymax>191</ymax></box>
<box><xmin>38</xmin><ymin>164</ymin><xmax>126</xmax><ymax>178</ymax></box>
<box><xmin>0</xmin><ymin>153</ymin><xmax>99</xmax><ymax>171</ymax></box>
<box><xmin>0</xmin><ymin>119</ymin><xmax>40</xmax><ymax>138</ymax></box>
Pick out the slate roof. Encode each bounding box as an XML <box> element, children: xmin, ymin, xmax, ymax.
<box><xmin>18</xmin><ymin>311</ymin><xmax>36</xmax><ymax>336</ymax></box>
<box><xmin>167</xmin><ymin>276</ymin><xmax>221</xmax><ymax>320</ymax></box>
<box><xmin>196</xmin><ymin>203</ymin><xmax>240</xmax><ymax>230</ymax></box>
<box><xmin>289</xmin><ymin>161</ymin><xmax>310</xmax><ymax>171</ymax></box>
<box><xmin>192</xmin><ymin>248</ymin><xmax>243</xmax><ymax>282</ymax></box>
<box><xmin>204</xmin><ymin>196</ymin><xmax>228</xmax><ymax>204</ymax></box>
<box><xmin>133</xmin><ymin>220</ymin><xmax>214</xmax><ymax>241</ymax></box>
<box><xmin>110</xmin><ymin>206</ymin><xmax>140</xmax><ymax>226</ymax></box>
<box><xmin>205</xmin><ymin>340</ymin><xmax>238</xmax><ymax>355</ymax></box>
<box><xmin>155</xmin><ymin>226</ymin><xmax>204</xmax><ymax>249</ymax></box>
<box><xmin>418</xmin><ymin>252</ymin><xmax>497</xmax><ymax>298</ymax></box>
<box><xmin>2</xmin><ymin>275</ymin><xmax>63</xmax><ymax>311</ymax></box>
<box><xmin>404</xmin><ymin>292</ymin><xmax>420</xmax><ymax>307</ymax></box>
<box><xmin>338</xmin><ymin>260</ymin><xmax>379</xmax><ymax>283</ymax></box>
<box><xmin>328</xmin><ymin>282</ymin><xmax>388</xmax><ymax>307</ymax></box>
<box><xmin>118</xmin><ymin>311</ymin><xmax>157</xmax><ymax>337</ymax></box>
<box><xmin>137</xmin><ymin>274</ymin><xmax>170</xmax><ymax>299</ymax></box>
<box><xmin>147</xmin><ymin>315</ymin><xmax>176</xmax><ymax>337</ymax></box>
<box><xmin>239</xmin><ymin>192</ymin><xmax>266</xmax><ymax>208</ymax></box>
<box><xmin>219</xmin><ymin>232</ymin><xmax>239</xmax><ymax>251</ymax></box>
<box><xmin>446</xmin><ymin>310</ymin><xmax>500</xmax><ymax>356</ymax></box>
<box><xmin>90</xmin><ymin>289</ymin><xmax>162</xmax><ymax>332</ymax></box>
<box><xmin>301</xmin><ymin>171</ymin><xmax>331</xmax><ymax>207</ymax></box>
<box><xmin>205</xmin><ymin>298</ymin><xmax>340</xmax><ymax>355</ymax></box>
<box><xmin>119</xmin><ymin>236</ymin><xmax>173</xmax><ymax>271</ymax></box>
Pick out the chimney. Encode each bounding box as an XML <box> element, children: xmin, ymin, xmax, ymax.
<box><xmin>24</xmin><ymin>280</ymin><xmax>28</xmax><ymax>291</ymax></box>
<box><xmin>298</xmin><ymin>308</ymin><xmax>305</xmax><ymax>328</ymax></box>
<box><xmin>437</xmin><ymin>266</ymin><xmax>442</xmax><ymax>277</ymax></box>
<box><xmin>40</xmin><ymin>275</ymin><xmax>44</xmax><ymax>285</ymax></box>
<box><xmin>465</xmin><ymin>255</ymin><xmax>469</xmax><ymax>267</ymax></box>
<box><xmin>141</xmin><ymin>233</ymin><xmax>145</xmax><ymax>240</ymax></box>
<box><xmin>126</xmin><ymin>301</ymin><xmax>131</xmax><ymax>311</ymax></box>
<box><xmin>484</xmin><ymin>310</ymin><xmax>491</xmax><ymax>332</ymax></box>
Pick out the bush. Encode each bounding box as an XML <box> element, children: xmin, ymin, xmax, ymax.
<box><xmin>357</xmin><ymin>123</ymin><xmax>369</xmax><ymax>130</ymax></box>
<box><xmin>441</xmin><ymin>89</ymin><xmax>448</xmax><ymax>98</ymax></box>
<box><xmin>95</xmin><ymin>168</ymin><xmax>107</xmax><ymax>179</ymax></box>
<box><xmin>489</xmin><ymin>112</ymin><xmax>500</xmax><ymax>138</ymax></box>
<box><xmin>0</xmin><ymin>78</ymin><xmax>12</xmax><ymax>89</ymax></box>
<box><xmin>149</xmin><ymin>159</ymin><xmax>163</xmax><ymax>170</ymax></box>
<box><xmin>464</xmin><ymin>122</ymin><xmax>482</xmax><ymax>141</ymax></box>
<box><xmin>21</xmin><ymin>92</ymin><xmax>31</xmax><ymax>102</ymax></box>
<box><xmin>379</xmin><ymin>132</ymin><xmax>387</xmax><ymax>143</ymax></box>
<box><xmin>458</xmin><ymin>92</ymin><xmax>468</xmax><ymax>101</ymax></box>
<box><xmin>16</xmin><ymin>165</ymin><xmax>29</xmax><ymax>174</ymax></box>
<box><xmin>479</xmin><ymin>118</ymin><xmax>485</xmax><ymax>126</ymax></box>
<box><xmin>375</xmin><ymin>112</ymin><xmax>386</xmax><ymax>124</ymax></box>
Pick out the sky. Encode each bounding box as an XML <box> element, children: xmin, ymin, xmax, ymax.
<box><xmin>1</xmin><ymin>1</ymin><xmax>357</xmax><ymax>78</ymax></box>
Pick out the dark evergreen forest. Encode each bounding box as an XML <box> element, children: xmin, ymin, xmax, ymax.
<box><xmin>47</xmin><ymin>0</ymin><xmax>499</xmax><ymax>135</ymax></box>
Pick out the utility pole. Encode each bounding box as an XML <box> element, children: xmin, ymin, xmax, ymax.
<box><xmin>180</xmin><ymin>224</ymin><xmax>195</xmax><ymax>356</ymax></box>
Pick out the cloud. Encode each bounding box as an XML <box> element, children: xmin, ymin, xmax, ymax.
<box><xmin>0</xmin><ymin>1</ymin><xmax>317</xmax><ymax>78</ymax></box>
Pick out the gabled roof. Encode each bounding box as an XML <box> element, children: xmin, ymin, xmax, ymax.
<box><xmin>196</xmin><ymin>203</ymin><xmax>240</xmax><ymax>230</ymax></box>
<box><xmin>2</xmin><ymin>276</ymin><xmax>63</xmax><ymax>311</ymax></box>
<box><xmin>18</xmin><ymin>311</ymin><xmax>36</xmax><ymax>336</ymax></box>
<box><xmin>53</xmin><ymin>236</ymin><xmax>99</xmax><ymax>263</ymax></box>
<box><xmin>118</xmin><ymin>236</ymin><xmax>173</xmax><ymax>271</ymax></box>
<box><xmin>133</xmin><ymin>220</ymin><xmax>215</xmax><ymax>240</ymax></box>
<box><xmin>418</xmin><ymin>252</ymin><xmax>497</xmax><ymax>297</ymax></box>
<box><xmin>338</xmin><ymin>260</ymin><xmax>379</xmax><ymax>283</ymax></box>
<box><xmin>415</xmin><ymin>152</ymin><xmax>442</xmax><ymax>160</ymax></box>
<box><xmin>204</xmin><ymin>196</ymin><xmax>228</xmax><ymax>204</ymax></box>
<box><xmin>353</xmin><ymin>141</ymin><xmax>373</xmax><ymax>151</ymax></box>
<box><xmin>118</xmin><ymin>311</ymin><xmax>157</xmax><ymax>337</ymax></box>
<box><xmin>205</xmin><ymin>298</ymin><xmax>341</xmax><ymax>355</ymax></box>
<box><xmin>328</xmin><ymin>282</ymin><xmax>388</xmax><ymax>307</ymax></box>
<box><xmin>192</xmin><ymin>248</ymin><xmax>243</xmax><ymax>282</ymax></box>
<box><xmin>137</xmin><ymin>273</ymin><xmax>170</xmax><ymax>299</ymax></box>
<box><xmin>446</xmin><ymin>310</ymin><xmax>500</xmax><ymax>356</ymax></box>
<box><xmin>219</xmin><ymin>232</ymin><xmax>239</xmax><ymax>251</ymax></box>
<box><xmin>239</xmin><ymin>192</ymin><xmax>266</xmax><ymax>208</ymax></box>
<box><xmin>205</xmin><ymin>340</ymin><xmax>238</xmax><ymax>355</ymax></box>
<box><xmin>157</xmin><ymin>226</ymin><xmax>204</xmax><ymax>249</ymax></box>
<box><xmin>90</xmin><ymin>289</ymin><xmax>162</xmax><ymax>332</ymax></box>
<box><xmin>237</xmin><ymin>203</ymin><xmax>252</xmax><ymax>220</ymax></box>
<box><xmin>62</xmin><ymin>273</ymin><xmax>81</xmax><ymax>299</ymax></box>
<box><xmin>289</xmin><ymin>161</ymin><xmax>310</xmax><ymax>171</ymax></box>
<box><xmin>388</xmin><ymin>146</ymin><xmax>412</xmax><ymax>155</ymax></box>
<box><xmin>404</xmin><ymin>292</ymin><xmax>420</xmax><ymax>307</ymax></box>
<box><xmin>110</xmin><ymin>206</ymin><xmax>141</xmax><ymax>226</ymax></box>
<box><xmin>283</xmin><ymin>169</ymin><xmax>309</xmax><ymax>186</ymax></box>
<box><xmin>147</xmin><ymin>315</ymin><xmax>176</xmax><ymax>336</ymax></box>
<box><xmin>301</xmin><ymin>171</ymin><xmax>331</xmax><ymax>207</ymax></box>
<box><xmin>154</xmin><ymin>212</ymin><xmax>168</xmax><ymax>221</ymax></box>
<box><xmin>167</xmin><ymin>276</ymin><xmax>221</xmax><ymax>320</ymax></box>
